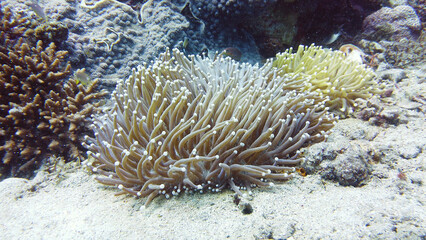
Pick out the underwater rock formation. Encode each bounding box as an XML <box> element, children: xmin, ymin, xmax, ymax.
<box><xmin>33</xmin><ymin>22</ymin><xmax>69</xmax><ymax>47</ymax></box>
<box><xmin>362</xmin><ymin>5</ymin><xmax>422</xmax><ymax>41</ymax></box>
<box><xmin>87</xmin><ymin>49</ymin><xmax>336</xmax><ymax>206</ymax></box>
<box><xmin>190</xmin><ymin>0</ymin><xmax>381</xmax><ymax>58</ymax></box>
<box><xmin>74</xmin><ymin>0</ymin><xmax>189</xmax><ymax>80</ymax></box>
<box><xmin>381</xmin><ymin>34</ymin><xmax>426</xmax><ymax>67</ymax></box>
<box><xmin>407</xmin><ymin>0</ymin><xmax>426</xmax><ymax>30</ymax></box>
<box><xmin>0</xmin><ymin>6</ymin><xmax>106</xmax><ymax>179</ymax></box>
<box><xmin>321</xmin><ymin>143</ymin><xmax>372</xmax><ymax>187</ymax></box>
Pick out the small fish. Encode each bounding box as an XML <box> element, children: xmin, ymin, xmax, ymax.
<box><xmin>339</xmin><ymin>44</ymin><xmax>366</xmax><ymax>64</ymax></box>
<box><xmin>83</xmin><ymin>49</ymin><xmax>95</xmax><ymax>58</ymax></box>
<box><xmin>324</xmin><ymin>25</ymin><xmax>345</xmax><ymax>45</ymax></box>
<box><xmin>324</xmin><ymin>32</ymin><xmax>341</xmax><ymax>45</ymax></box>
<box><xmin>27</xmin><ymin>0</ymin><xmax>47</xmax><ymax>22</ymax></box>
<box><xmin>220</xmin><ymin>47</ymin><xmax>242</xmax><ymax>61</ymax></box>
<box><xmin>182</xmin><ymin>37</ymin><xmax>189</xmax><ymax>49</ymax></box>
<box><xmin>74</xmin><ymin>68</ymin><xmax>91</xmax><ymax>85</ymax></box>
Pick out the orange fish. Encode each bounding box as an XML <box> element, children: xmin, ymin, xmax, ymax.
<box><xmin>339</xmin><ymin>44</ymin><xmax>366</xmax><ymax>64</ymax></box>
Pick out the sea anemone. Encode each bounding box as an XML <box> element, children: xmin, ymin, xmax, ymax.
<box><xmin>86</xmin><ymin>49</ymin><xmax>335</xmax><ymax>206</ymax></box>
<box><xmin>272</xmin><ymin>44</ymin><xmax>384</xmax><ymax>114</ymax></box>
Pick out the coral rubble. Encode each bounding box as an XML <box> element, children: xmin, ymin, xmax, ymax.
<box><xmin>381</xmin><ymin>33</ymin><xmax>426</xmax><ymax>67</ymax></box>
<box><xmin>0</xmin><ymin>6</ymin><xmax>106</xmax><ymax>179</ymax></box>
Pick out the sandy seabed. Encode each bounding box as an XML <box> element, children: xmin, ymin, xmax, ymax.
<box><xmin>0</xmin><ymin>153</ymin><xmax>424</xmax><ymax>240</ymax></box>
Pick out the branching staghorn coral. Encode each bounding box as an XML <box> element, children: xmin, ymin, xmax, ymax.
<box><xmin>0</xmin><ymin>6</ymin><xmax>107</xmax><ymax>178</ymax></box>
<box><xmin>272</xmin><ymin>44</ymin><xmax>384</xmax><ymax>114</ymax></box>
<box><xmin>87</xmin><ymin>49</ymin><xmax>335</xmax><ymax>206</ymax></box>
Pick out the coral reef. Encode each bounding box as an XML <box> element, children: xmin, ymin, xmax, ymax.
<box><xmin>407</xmin><ymin>0</ymin><xmax>426</xmax><ymax>30</ymax></box>
<box><xmin>73</xmin><ymin>0</ymin><xmax>189</xmax><ymax>80</ymax></box>
<box><xmin>362</xmin><ymin>5</ymin><xmax>421</xmax><ymax>41</ymax></box>
<box><xmin>33</xmin><ymin>22</ymin><xmax>69</xmax><ymax>47</ymax></box>
<box><xmin>190</xmin><ymin>0</ymin><xmax>381</xmax><ymax>58</ymax></box>
<box><xmin>380</xmin><ymin>33</ymin><xmax>426</xmax><ymax>67</ymax></box>
<box><xmin>0</xmin><ymin>6</ymin><xmax>106</xmax><ymax>179</ymax></box>
<box><xmin>86</xmin><ymin>49</ymin><xmax>336</xmax><ymax>206</ymax></box>
<box><xmin>406</xmin><ymin>0</ymin><xmax>426</xmax><ymax>31</ymax></box>
<box><xmin>0</xmin><ymin>0</ymin><xmax>190</xmax><ymax>82</ymax></box>
<box><xmin>1</xmin><ymin>0</ymin><xmax>386</xmax><ymax>88</ymax></box>
<box><xmin>272</xmin><ymin>44</ymin><xmax>384</xmax><ymax>114</ymax></box>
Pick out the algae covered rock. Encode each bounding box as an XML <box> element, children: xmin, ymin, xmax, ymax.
<box><xmin>362</xmin><ymin>5</ymin><xmax>421</xmax><ymax>41</ymax></box>
<box><xmin>34</xmin><ymin>22</ymin><xmax>69</xmax><ymax>47</ymax></box>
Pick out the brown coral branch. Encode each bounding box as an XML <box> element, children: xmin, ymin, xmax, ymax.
<box><xmin>0</xmin><ymin>6</ymin><xmax>107</xmax><ymax>179</ymax></box>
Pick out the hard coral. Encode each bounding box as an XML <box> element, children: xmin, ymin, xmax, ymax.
<box><xmin>272</xmin><ymin>44</ymin><xmax>383</xmax><ymax>114</ymax></box>
<box><xmin>34</xmin><ymin>22</ymin><xmax>69</xmax><ymax>47</ymax></box>
<box><xmin>0</xmin><ymin>6</ymin><xmax>106</xmax><ymax>179</ymax></box>
<box><xmin>87</xmin><ymin>49</ymin><xmax>336</xmax><ymax>206</ymax></box>
<box><xmin>362</xmin><ymin>6</ymin><xmax>421</xmax><ymax>41</ymax></box>
<box><xmin>0</xmin><ymin>6</ymin><xmax>28</xmax><ymax>41</ymax></box>
<box><xmin>190</xmin><ymin>0</ymin><xmax>380</xmax><ymax>58</ymax></box>
<box><xmin>381</xmin><ymin>34</ymin><xmax>426</xmax><ymax>67</ymax></box>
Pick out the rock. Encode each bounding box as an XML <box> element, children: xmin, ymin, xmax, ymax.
<box><xmin>362</xmin><ymin>6</ymin><xmax>421</xmax><ymax>41</ymax></box>
<box><xmin>399</xmin><ymin>145</ymin><xmax>421</xmax><ymax>159</ymax></box>
<box><xmin>321</xmin><ymin>144</ymin><xmax>372</xmax><ymax>187</ymax></box>
<box><xmin>376</xmin><ymin>61</ymin><xmax>393</xmax><ymax>72</ymax></box>
<box><xmin>383</xmin><ymin>0</ymin><xmax>408</xmax><ymax>7</ymax></box>
<box><xmin>377</xmin><ymin>68</ymin><xmax>407</xmax><ymax>82</ymax></box>
<box><xmin>34</xmin><ymin>22</ymin><xmax>69</xmax><ymax>47</ymax></box>
<box><xmin>358</xmin><ymin>39</ymin><xmax>386</xmax><ymax>53</ymax></box>
<box><xmin>301</xmin><ymin>141</ymin><xmax>341</xmax><ymax>174</ymax></box>
<box><xmin>332</xmin><ymin>118</ymin><xmax>380</xmax><ymax>141</ymax></box>
<box><xmin>240</xmin><ymin>202</ymin><xmax>253</xmax><ymax>214</ymax></box>
<box><xmin>0</xmin><ymin>178</ymin><xmax>29</xmax><ymax>199</ymax></box>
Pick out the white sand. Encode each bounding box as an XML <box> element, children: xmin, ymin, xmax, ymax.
<box><xmin>0</xmin><ymin>152</ymin><xmax>424</xmax><ymax>240</ymax></box>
